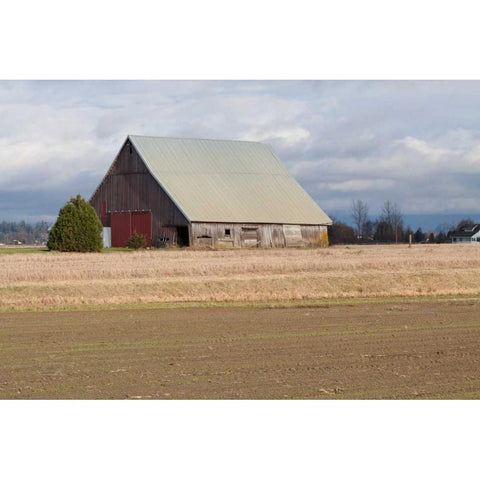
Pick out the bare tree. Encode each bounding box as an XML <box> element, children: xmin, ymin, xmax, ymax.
<box><xmin>456</xmin><ymin>218</ymin><xmax>475</xmax><ymax>230</ymax></box>
<box><xmin>350</xmin><ymin>200</ymin><xmax>369</xmax><ymax>241</ymax></box>
<box><xmin>381</xmin><ymin>200</ymin><xmax>403</xmax><ymax>244</ymax></box>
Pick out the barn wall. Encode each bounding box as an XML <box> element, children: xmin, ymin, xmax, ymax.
<box><xmin>191</xmin><ymin>223</ymin><xmax>329</xmax><ymax>248</ymax></box>
<box><xmin>90</xmin><ymin>140</ymin><xmax>189</xmax><ymax>246</ymax></box>
<box><xmin>300</xmin><ymin>225</ymin><xmax>329</xmax><ymax>247</ymax></box>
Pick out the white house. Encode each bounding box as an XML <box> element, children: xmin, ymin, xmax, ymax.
<box><xmin>451</xmin><ymin>224</ymin><xmax>480</xmax><ymax>243</ymax></box>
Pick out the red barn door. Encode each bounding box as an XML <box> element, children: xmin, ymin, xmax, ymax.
<box><xmin>111</xmin><ymin>211</ymin><xmax>152</xmax><ymax>248</ymax></box>
<box><xmin>111</xmin><ymin>212</ymin><xmax>132</xmax><ymax>247</ymax></box>
<box><xmin>131</xmin><ymin>211</ymin><xmax>152</xmax><ymax>247</ymax></box>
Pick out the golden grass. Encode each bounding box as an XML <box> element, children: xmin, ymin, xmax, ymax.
<box><xmin>1</xmin><ymin>244</ymin><xmax>479</xmax><ymax>311</ymax></box>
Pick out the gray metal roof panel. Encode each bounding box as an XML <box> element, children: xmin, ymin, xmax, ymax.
<box><xmin>129</xmin><ymin>135</ymin><xmax>332</xmax><ymax>225</ymax></box>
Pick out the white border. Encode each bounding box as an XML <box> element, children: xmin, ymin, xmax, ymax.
<box><xmin>1</xmin><ymin>400</ymin><xmax>479</xmax><ymax>479</ymax></box>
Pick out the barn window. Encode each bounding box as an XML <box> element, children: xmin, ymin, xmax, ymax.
<box><xmin>197</xmin><ymin>235</ymin><xmax>212</xmax><ymax>239</ymax></box>
<box><xmin>129</xmin><ymin>146</ymin><xmax>133</xmax><ymax>154</ymax></box>
<box><xmin>225</xmin><ymin>228</ymin><xmax>231</xmax><ymax>237</ymax></box>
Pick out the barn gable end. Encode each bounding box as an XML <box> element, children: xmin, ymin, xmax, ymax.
<box><xmin>90</xmin><ymin>138</ymin><xmax>189</xmax><ymax>247</ymax></box>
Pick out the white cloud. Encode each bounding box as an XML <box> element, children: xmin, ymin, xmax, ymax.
<box><xmin>0</xmin><ymin>80</ymin><xmax>480</xmax><ymax>221</ymax></box>
<box><xmin>242</xmin><ymin>127</ymin><xmax>310</xmax><ymax>147</ymax></box>
<box><xmin>396</xmin><ymin>136</ymin><xmax>450</xmax><ymax>160</ymax></box>
<box><xmin>322</xmin><ymin>179</ymin><xmax>396</xmax><ymax>192</ymax></box>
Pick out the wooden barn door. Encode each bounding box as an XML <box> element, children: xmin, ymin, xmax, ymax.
<box><xmin>111</xmin><ymin>211</ymin><xmax>152</xmax><ymax>247</ymax></box>
<box><xmin>131</xmin><ymin>212</ymin><xmax>152</xmax><ymax>247</ymax></box>
<box><xmin>241</xmin><ymin>227</ymin><xmax>259</xmax><ymax>247</ymax></box>
<box><xmin>111</xmin><ymin>212</ymin><xmax>131</xmax><ymax>248</ymax></box>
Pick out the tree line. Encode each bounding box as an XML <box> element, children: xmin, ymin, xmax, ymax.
<box><xmin>0</xmin><ymin>220</ymin><xmax>50</xmax><ymax>245</ymax></box>
<box><xmin>0</xmin><ymin>198</ymin><xmax>477</xmax><ymax>248</ymax></box>
<box><xmin>329</xmin><ymin>199</ymin><xmax>476</xmax><ymax>245</ymax></box>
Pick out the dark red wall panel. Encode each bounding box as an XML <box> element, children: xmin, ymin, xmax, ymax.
<box><xmin>131</xmin><ymin>211</ymin><xmax>152</xmax><ymax>247</ymax></box>
<box><xmin>111</xmin><ymin>211</ymin><xmax>152</xmax><ymax>247</ymax></box>
<box><xmin>111</xmin><ymin>212</ymin><xmax>131</xmax><ymax>248</ymax></box>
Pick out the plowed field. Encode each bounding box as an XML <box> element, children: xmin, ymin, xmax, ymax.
<box><xmin>2</xmin><ymin>300</ymin><xmax>480</xmax><ymax>399</ymax></box>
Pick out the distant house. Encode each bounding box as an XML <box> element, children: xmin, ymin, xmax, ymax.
<box><xmin>451</xmin><ymin>224</ymin><xmax>480</xmax><ymax>243</ymax></box>
<box><xmin>90</xmin><ymin>135</ymin><xmax>332</xmax><ymax>248</ymax></box>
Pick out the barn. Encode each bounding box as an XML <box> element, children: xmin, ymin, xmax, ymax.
<box><xmin>90</xmin><ymin>135</ymin><xmax>332</xmax><ymax>248</ymax></box>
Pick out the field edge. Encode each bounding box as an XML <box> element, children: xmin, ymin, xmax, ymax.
<box><xmin>1</xmin><ymin>293</ymin><xmax>478</xmax><ymax>315</ymax></box>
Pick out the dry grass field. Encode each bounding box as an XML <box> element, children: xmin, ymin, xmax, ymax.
<box><xmin>2</xmin><ymin>301</ymin><xmax>480</xmax><ymax>399</ymax></box>
<box><xmin>0</xmin><ymin>244</ymin><xmax>479</xmax><ymax>311</ymax></box>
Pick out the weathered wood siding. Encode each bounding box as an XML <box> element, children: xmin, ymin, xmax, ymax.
<box><xmin>90</xmin><ymin>140</ymin><xmax>189</xmax><ymax>246</ymax></box>
<box><xmin>191</xmin><ymin>223</ymin><xmax>328</xmax><ymax>248</ymax></box>
<box><xmin>300</xmin><ymin>225</ymin><xmax>329</xmax><ymax>246</ymax></box>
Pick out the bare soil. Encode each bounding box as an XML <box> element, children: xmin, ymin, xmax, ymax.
<box><xmin>1</xmin><ymin>300</ymin><xmax>480</xmax><ymax>399</ymax></box>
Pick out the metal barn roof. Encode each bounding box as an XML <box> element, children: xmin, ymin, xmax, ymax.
<box><xmin>129</xmin><ymin>135</ymin><xmax>332</xmax><ymax>225</ymax></box>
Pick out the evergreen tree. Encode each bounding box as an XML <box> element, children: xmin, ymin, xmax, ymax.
<box><xmin>47</xmin><ymin>195</ymin><xmax>103</xmax><ymax>252</ymax></box>
<box><xmin>436</xmin><ymin>232</ymin><xmax>448</xmax><ymax>243</ymax></box>
<box><xmin>414</xmin><ymin>228</ymin><xmax>425</xmax><ymax>243</ymax></box>
<box><xmin>126</xmin><ymin>231</ymin><xmax>147</xmax><ymax>250</ymax></box>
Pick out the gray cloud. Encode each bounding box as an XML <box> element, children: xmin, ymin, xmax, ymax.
<box><xmin>1</xmin><ymin>80</ymin><xmax>479</xmax><ymax>224</ymax></box>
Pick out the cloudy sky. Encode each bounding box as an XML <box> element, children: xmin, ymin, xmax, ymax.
<box><xmin>1</xmin><ymin>80</ymin><xmax>479</xmax><ymax>229</ymax></box>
